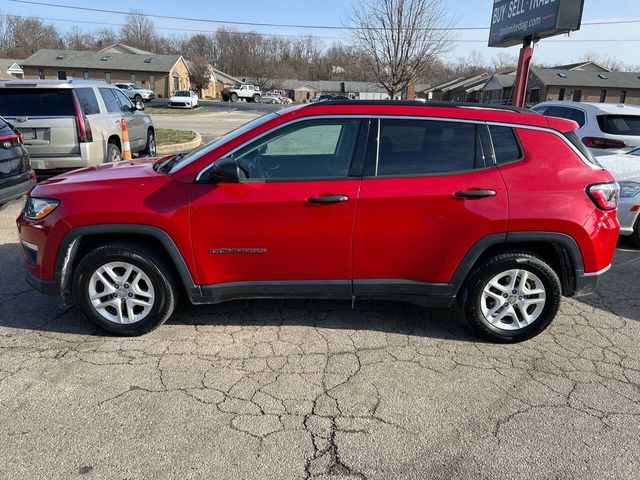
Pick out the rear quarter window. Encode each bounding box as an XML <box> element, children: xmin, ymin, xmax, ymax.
<box><xmin>489</xmin><ymin>126</ymin><xmax>522</xmax><ymax>165</ymax></box>
<box><xmin>597</xmin><ymin>115</ymin><xmax>640</xmax><ymax>136</ymax></box>
<box><xmin>564</xmin><ymin>131</ymin><xmax>600</xmax><ymax>166</ymax></box>
<box><xmin>0</xmin><ymin>89</ymin><xmax>75</xmax><ymax>116</ymax></box>
<box><xmin>75</xmin><ymin>88</ymin><xmax>100</xmax><ymax>115</ymax></box>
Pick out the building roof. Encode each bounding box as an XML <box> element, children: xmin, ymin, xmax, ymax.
<box><xmin>530</xmin><ymin>67</ymin><xmax>640</xmax><ymax>89</ymax></box>
<box><xmin>211</xmin><ymin>66</ymin><xmax>240</xmax><ymax>85</ymax></box>
<box><xmin>0</xmin><ymin>58</ymin><xmax>23</xmax><ymax>72</ymax></box>
<box><xmin>21</xmin><ymin>49</ymin><xmax>184</xmax><ymax>73</ymax></box>
<box><xmin>99</xmin><ymin>43</ymin><xmax>153</xmax><ymax>55</ymax></box>
<box><xmin>441</xmin><ymin>73</ymin><xmax>491</xmax><ymax>93</ymax></box>
<box><xmin>551</xmin><ymin>61</ymin><xmax>610</xmax><ymax>72</ymax></box>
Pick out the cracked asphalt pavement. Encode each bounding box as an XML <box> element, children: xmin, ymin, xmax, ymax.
<box><xmin>1</xmin><ymin>200</ymin><xmax>639</xmax><ymax>479</ymax></box>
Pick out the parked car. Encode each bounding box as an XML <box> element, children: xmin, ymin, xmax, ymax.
<box><xmin>0</xmin><ymin>117</ymin><xmax>36</xmax><ymax>209</ymax></box>
<box><xmin>221</xmin><ymin>84</ymin><xmax>261</xmax><ymax>102</ymax></box>
<box><xmin>260</xmin><ymin>92</ymin><xmax>283</xmax><ymax>104</ymax></box>
<box><xmin>168</xmin><ymin>90</ymin><xmax>199</xmax><ymax>109</ymax></box>
<box><xmin>281</xmin><ymin>97</ymin><xmax>293</xmax><ymax>105</ymax></box>
<box><xmin>0</xmin><ymin>80</ymin><xmax>155</xmax><ymax>173</ymax></box>
<box><xmin>18</xmin><ymin>100</ymin><xmax>619</xmax><ymax>341</ymax></box>
<box><xmin>531</xmin><ymin>101</ymin><xmax>640</xmax><ymax>157</ymax></box>
<box><xmin>597</xmin><ymin>147</ymin><xmax>640</xmax><ymax>246</ymax></box>
<box><xmin>309</xmin><ymin>96</ymin><xmax>320</xmax><ymax>103</ymax></box>
<box><xmin>114</xmin><ymin>83</ymin><xmax>155</xmax><ymax>109</ymax></box>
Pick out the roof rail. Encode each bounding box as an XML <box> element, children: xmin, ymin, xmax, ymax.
<box><xmin>304</xmin><ymin>100</ymin><xmax>536</xmax><ymax>114</ymax></box>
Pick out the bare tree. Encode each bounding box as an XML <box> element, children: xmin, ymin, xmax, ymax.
<box><xmin>580</xmin><ymin>52</ymin><xmax>624</xmax><ymax>72</ymax></box>
<box><xmin>188</xmin><ymin>55</ymin><xmax>212</xmax><ymax>95</ymax></box>
<box><xmin>119</xmin><ymin>10</ymin><xmax>156</xmax><ymax>52</ymax></box>
<box><xmin>64</xmin><ymin>25</ymin><xmax>95</xmax><ymax>50</ymax></box>
<box><xmin>93</xmin><ymin>27</ymin><xmax>118</xmax><ymax>49</ymax></box>
<box><xmin>491</xmin><ymin>52</ymin><xmax>518</xmax><ymax>73</ymax></box>
<box><xmin>348</xmin><ymin>0</ymin><xmax>454</xmax><ymax>98</ymax></box>
<box><xmin>0</xmin><ymin>13</ymin><xmax>62</xmax><ymax>58</ymax></box>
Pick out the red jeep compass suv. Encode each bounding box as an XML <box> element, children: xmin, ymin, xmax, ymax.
<box><xmin>16</xmin><ymin>101</ymin><xmax>620</xmax><ymax>342</ymax></box>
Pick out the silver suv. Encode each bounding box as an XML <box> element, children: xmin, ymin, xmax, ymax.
<box><xmin>0</xmin><ymin>80</ymin><xmax>155</xmax><ymax>172</ymax></box>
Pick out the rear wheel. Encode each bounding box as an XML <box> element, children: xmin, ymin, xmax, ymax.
<box><xmin>106</xmin><ymin>142</ymin><xmax>121</xmax><ymax>163</ymax></box>
<box><xmin>73</xmin><ymin>242</ymin><xmax>178</xmax><ymax>336</ymax></box>
<box><xmin>462</xmin><ymin>251</ymin><xmax>561</xmax><ymax>342</ymax></box>
<box><xmin>631</xmin><ymin>217</ymin><xmax>640</xmax><ymax>248</ymax></box>
<box><xmin>141</xmin><ymin>129</ymin><xmax>156</xmax><ymax>157</ymax></box>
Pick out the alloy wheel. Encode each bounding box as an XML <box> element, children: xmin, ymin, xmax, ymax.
<box><xmin>480</xmin><ymin>269</ymin><xmax>546</xmax><ymax>331</ymax></box>
<box><xmin>88</xmin><ymin>261</ymin><xmax>155</xmax><ymax>324</ymax></box>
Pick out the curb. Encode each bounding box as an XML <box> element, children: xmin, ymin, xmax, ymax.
<box><xmin>157</xmin><ymin>131</ymin><xmax>202</xmax><ymax>155</ymax></box>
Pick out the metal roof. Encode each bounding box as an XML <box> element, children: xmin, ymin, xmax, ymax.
<box><xmin>21</xmin><ymin>49</ymin><xmax>185</xmax><ymax>73</ymax></box>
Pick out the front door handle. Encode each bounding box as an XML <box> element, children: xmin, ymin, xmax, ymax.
<box><xmin>454</xmin><ymin>189</ymin><xmax>497</xmax><ymax>199</ymax></box>
<box><xmin>306</xmin><ymin>194</ymin><xmax>350</xmax><ymax>204</ymax></box>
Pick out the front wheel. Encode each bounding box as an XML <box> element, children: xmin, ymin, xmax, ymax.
<box><xmin>73</xmin><ymin>242</ymin><xmax>178</xmax><ymax>335</ymax></box>
<box><xmin>462</xmin><ymin>251</ymin><xmax>561</xmax><ymax>343</ymax></box>
<box><xmin>253</xmin><ymin>94</ymin><xmax>261</xmax><ymax>103</ymax></box>
<box><xmin>134</xmin><ymin>95</ymin><xmax>144</xmax><ymax>110</ymax></box>
<box><xmin>230</xmin><ymin>93</ymin><xmax>238</xmax><ymax>102</ymax></box>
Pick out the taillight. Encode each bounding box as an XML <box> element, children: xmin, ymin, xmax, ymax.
<box><xmin>16</xmin><ymin>131</ymin><xmax>24</xmax><ymax>144</ymax></box>
<box><xmin>587</xmin><ymin>182</ymin><xmax>620</xmax><ymax>211</ymax></box>
<box><xmin>582</xmin><ymin>137</ymin><xmax>627</xmax><ymax>149</ymax></box>
<box><xmin>71</xmin><ymin>91</ymin><xmax>93</xmax><ymax>143</ymax></box>
<box><xmin>0</xmin><ymin>134</ymin><xmax>18</xmax><ymax>149</ymax></box>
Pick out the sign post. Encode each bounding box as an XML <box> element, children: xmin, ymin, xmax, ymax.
<box><xmin>488</xmin><ymin>0</ymin><xmax>585</xmax><ymax>107</ymax></box>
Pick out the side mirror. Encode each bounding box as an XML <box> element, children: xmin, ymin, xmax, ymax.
<box><xmin>207</xmin><ymin>157</ymin><xmax>240</xmax><ymax>183</ymax></box>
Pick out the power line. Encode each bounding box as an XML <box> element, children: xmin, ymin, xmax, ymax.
<box><xmin>4</xmin><ymin>13</ymin><xmax>640</xmax><ymax>44</ymax></box>
<box><xmin>13</xmin><ymin>0</ymin><xmax>640</xmax><ymax>32</ymax></box>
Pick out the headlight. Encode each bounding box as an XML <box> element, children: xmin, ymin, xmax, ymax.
<box><xmin>23</xmin><ymin>197</ymin><xmax>60</xmax><ymax>220</ymax></box>
<box><xmin>619</xmin><ymin>182</ymin><xmax>640</xmax><ymax>198</ymax></box>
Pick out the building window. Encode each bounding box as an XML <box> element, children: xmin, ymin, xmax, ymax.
<box><xmin>572</xmin><ymin>89</ymin><xmax>582</xmax><ymax>102</ymax></box>
<box><xmin>83</xmin><ymin>71</ymin><xmax>90</xmax><ymax>80</ymax></box>
<box><xmin>105</xmin><ymin>72</ymin><xmax>111</xmax><ymax>84</ymax></box>
<box><xmin>129</xmin><ymin>73</ymin><xmax>136</xmax><ymax>83</ymax></box>
<box><xmin>57</xmin><ymin>70</ymin><xmax>67</xmax><ymax>80</ymax></box>
<box><xmin>620</xmin><ymin>90</ymin><xmax>627</xmax><ymax>103</ymax></box>
<box><xmin>149</xmin><ymin>74</ymin><xmax>155</xmax><ymax>90</ymax></box>
<box><xmin>530</xmin><ymin>88</ymin><xmax>541</xmax><ymax>104</ymax></box>
<box><xmin>558</xmin><ymin>88</ymin><xmax>565</xmax><ymax>101</ymax></box>
<box><xmin>599</xmin><ymin>90</ymin><xmax>607</xmax><ymax>103</ymax></box>
<box><xmin>38</xmin><ymin>68</ymin><xmax>45</xmax><ymax>79</ymax></box>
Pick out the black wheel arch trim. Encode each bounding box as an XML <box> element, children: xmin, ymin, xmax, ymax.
<box><xmin>54</xmin><ymin>224</ymin><xmax>199</xmax><ymax>304</ymax></box>
<box><xmin>450</xmin><ymin>231</ymin><xmax>586</xmax><ymax>297</ymax></box>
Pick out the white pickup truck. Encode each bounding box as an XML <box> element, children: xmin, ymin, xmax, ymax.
<box><xmin>221</xmin><ymin>84</ymin><xmax>262</xmax><ymax>103</ymax></box>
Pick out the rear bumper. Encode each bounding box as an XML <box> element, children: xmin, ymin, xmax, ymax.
<box><xmin>28</xmin><ymin>142</ymin><xmax>104</xmax><ymax>170</ymax></box>
<box><xmin>574</xmin><ymin>264</ymin><xmax>611</xmax><ymax>297</ymax></box>
<box><xmin>0</xmin><ymin>175</ymin><xmax>36</xmax><ymax>206</ymax></box>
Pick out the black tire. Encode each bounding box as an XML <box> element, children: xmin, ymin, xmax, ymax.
<box><xmin>134</xmin><ymin>94</ymin><xmax>144</xmax><ymax>110</ymax></box>
<box><xmin>141</xmin><ymin>129</ymin><xmax>156</xmax><ymax>157</ymax></box>
<box><xmin>631</xmin><ymin>217</ymin><xmax>640</xmax><ymax>248</ymax></box>
<box><xmin>461</xmin><ymin>251</ymin><xmax>561</xmax><ymax>343</ymax></box>
<box><xmin>73</xmin><ymin>242</ymin><xmax>178</xmax><ymax>336</ymax></box>
<box><xmin>253</xmin><ymin>94</ymin><xmax>261</xmax><ymax>103</ymax></box>
<box><xmin>106</xmin><ymin>142</ymin><xmax>121</xmax><ymax>163</ymax></box>
<box><xmin>230</xmin><ymin>93</ymin><xmax>238</xmax><ymax>102</ymax></box>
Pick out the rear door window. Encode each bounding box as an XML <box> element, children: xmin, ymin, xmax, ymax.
<box><xmin>99</xmin><ymin>88</ymin><xmax>121</xmax><ymax>113</ymax></box>
<box><xmin>374</xmin><ymin>119</ymin><xmax>484</xmax><ymax>176</ymax></box>
<box><xmin>75</xmin><ymin>88</ymin><xmax>100</xmax><ymax>115</ymax></box>
<box><xmin>0</xmin><ymin>89</ymin><xmax>75</xmax><ymax>116</ymax></box>
<box><xmin>597</xmin><ymin>115</ymin><xmax>640</xmax><ymax>136</ymax></box>
<box><xmin>489</xmin><ymin>126</ymin><xmax>522</xmax><ymax>165</ymax></box>
<box><xmin>113</xmin><ymin>89</ymin><xmax>134</xmax><ymax>111</ymax></box>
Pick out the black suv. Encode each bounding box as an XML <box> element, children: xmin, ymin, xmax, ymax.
<box><xmin>0</xmin><ymin>117</ymin><xmax>35</xmax><ymax>209</ymax></box>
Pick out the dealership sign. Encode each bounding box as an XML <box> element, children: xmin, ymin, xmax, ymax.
<box><xmin>489</xmin><ymin>0</ymin><xmax>585</xmax><ymax>47</ymax></box>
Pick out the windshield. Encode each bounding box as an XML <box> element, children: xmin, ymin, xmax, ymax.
<box><xmin>168</xmin><ymin>112</ymin><xmax>278</xmax><ymax>174</ymax></box>
<box><xmin>130</xmin><ymin>85</ymin><xmax>142</xmax><ymax>90</ymax></box>
<box><xmin>174</xmin><ymin>91</ymin><xmax>190</xmax><ymax>97</ymax></box>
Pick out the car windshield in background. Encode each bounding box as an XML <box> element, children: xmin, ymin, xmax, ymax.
<box><xmin>167</xmin><ymin>113</ymin><xmax>278</xmax><ymax>174</ymax></box>
<box><xmin>597</xmin><ymin>115</ymin><xmax>640</xmax><ymax>136</ymax></box>
<box><xmin>131</xmin><ymin>85</ymin><xmax>143</xmax><ymax>90</ymax></box>
<box><xmin>174</xmin><ymin>91</ymin><xmax>190</xmax><ymax>97</ymax></box>
<box><xmin>0</xmin><ymin>89</ymin><xmax>75</xmax><ymax>116</ymax></box>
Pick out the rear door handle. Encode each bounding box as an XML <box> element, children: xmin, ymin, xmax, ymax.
<box><xmin>306</xmin><ymin>194</ymin><xmax>350</xmax><ymax>204</ymax></box>
<box><xmin>453</xmin><ymin>189</ymin><xmax>497</xmax><ymax>199</ymax></box>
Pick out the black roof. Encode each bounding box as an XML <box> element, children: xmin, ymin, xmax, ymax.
<box><xmin>305</xmin><ymin>100</ymin><xmax>535</xmax><ymax>114</ymax></box>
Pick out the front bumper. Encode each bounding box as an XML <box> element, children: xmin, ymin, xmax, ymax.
<box><xmin>574</xmin><ymin>264</ymin><xmax>611</xmax><ymax>297</ymax></box>
<box><xmin>617</xmin><ymin>197</ymin><xmax>640</xmax><ymax>236</ymax></box>
<box><xmin>26</xmin><ymin>269</ymin><xmax>59</xmax><ymax>296</ymax></box>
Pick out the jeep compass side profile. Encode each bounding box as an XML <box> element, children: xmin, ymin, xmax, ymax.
<box><xmin>17</xmin><ymin>101</ymin><xmax>620</xmax><ymax>342</ymax></box>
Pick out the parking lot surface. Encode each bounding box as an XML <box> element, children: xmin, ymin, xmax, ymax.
<box><xmin>1</xmin><ymin>199</ymin><xmax>639</xmax><ymax>479</ymax></box>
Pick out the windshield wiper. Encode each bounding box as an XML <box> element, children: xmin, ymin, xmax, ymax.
<box><xmin>156</xmin><ymin>153</ymin><xmax>184</xmax><ymax>174</ymax></box>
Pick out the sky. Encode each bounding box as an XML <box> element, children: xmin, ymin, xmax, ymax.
<box><xmin>3</xmin><ymin>0</ymin><xmax>640</xmax><ymax>68</ymax></box>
